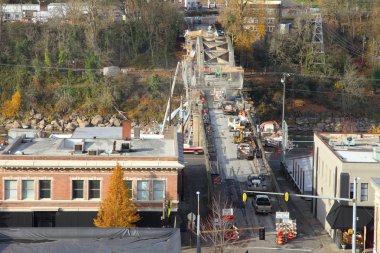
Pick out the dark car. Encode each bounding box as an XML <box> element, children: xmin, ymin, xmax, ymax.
<box><xmin>255</xmin><ymin>149</ymin><xmax>262</xmax><ymax>158</ymax></box>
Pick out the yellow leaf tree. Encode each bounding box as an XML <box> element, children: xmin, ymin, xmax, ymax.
<box><xmin>94</xmin><ymin>164</ymin><xmax>140</xmax><ymax>227</ymax></box>
<box><xmin>219</xmin><ymin>0</ymin><xmax>266</xmax><ymax>65</ymax></box>
<box><xmin>1</xmin><ymin>90</ymin><xmax>22</xmax><ymax>118</ymax></box>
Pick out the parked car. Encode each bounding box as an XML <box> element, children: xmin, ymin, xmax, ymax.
<box><xmin>252</xmin><ymin>194</ymin><xmax>272</xmax><ymax>214</ymax></box>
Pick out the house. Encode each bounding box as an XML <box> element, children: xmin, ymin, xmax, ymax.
<box><xmin>0</xmin><ymin>122</ymin><xmax>184</xmax><ymax>227</ymax></box>
<box><xmin>244</xmin><ymin>0</ymin><xmax>282</xmax><ymax>33</ymax></box>
<box><xmin>1</xmin><ymin>4</ymin><xmax>40</xmax><ymax>21</ymax></box>
<box><xmin>313</xmin><ymin>132</ymin><xmax>377</xmax><ymax>249</ymax></box>
<box><xmin>370</xmin><ymin>178</ymin><xmax>380</xmax><ymax>253</ymax></box>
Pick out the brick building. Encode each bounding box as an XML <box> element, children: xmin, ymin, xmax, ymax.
<box><xmin>0</xmin><ymin>123</ymin><xmax>184</xmax><ymax>227</ymax></box>
<box><xmin>244</xmin><ymin>0</ymin><xmax>282</xmax><ymax>33</ymax></box>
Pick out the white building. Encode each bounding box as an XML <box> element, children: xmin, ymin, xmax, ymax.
<box><xmin>313</xmin><ymin>132</ymin><xmax>376</xmax><ymax>249</ymax></box>
<box><xmin>370</xmin><ymin>178</ymin><xmax>380</xmax><ymax>253</ymax></box>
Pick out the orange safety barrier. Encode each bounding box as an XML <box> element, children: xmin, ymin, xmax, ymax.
<box><xmin>277</xmin><ymin>231</ymin><xmax>284</xmax><ymax>245</ymax></box>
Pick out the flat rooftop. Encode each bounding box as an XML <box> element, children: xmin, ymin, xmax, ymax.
<box><xmin>3</xmin><ymin>127</ymin><xmax>179</xmax><ymax>158</ymax></box>
<box><xmin>317</xmin><ymin>133</ymin><xmax>380</xmax><ymax>163</ymax></box>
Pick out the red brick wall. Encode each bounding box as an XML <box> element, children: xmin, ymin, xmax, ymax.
<box><xmin>0</xmin><ymin>168</ymin><xmax>179</xmax><ymax>210</ymax></box>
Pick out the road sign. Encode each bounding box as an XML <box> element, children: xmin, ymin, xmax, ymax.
<box><xmin>276</xmin><ymin>212</ymin><xmax>289</xmax><ymax>219</ymax></box>
<box><xmin>213</xmin><ymin>218</ymin><xmax>221</xmax><ymax>226</ymax></box>
<box><xmin>187</xmin><ymin>212</ymin><xmax>196</xmax><ymax>222</ymax></box>
<box><xmin>222</xmin><ymin>208</ymin><xmax>234</xmax><ymax>220</ymax></box>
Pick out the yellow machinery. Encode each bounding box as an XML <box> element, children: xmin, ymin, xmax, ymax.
<box><xmin>233</xmin><ymin>129</ymin><xmax>244</xmax><ymax>144</ymax></box>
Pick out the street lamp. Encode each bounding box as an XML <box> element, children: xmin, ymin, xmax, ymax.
<box><xmin>196</xmin><ymin>191</ymin><xmax>201</xmax><ymax>253</ymax></box>
<box><xmin>281</xmin><ymin>73</ymin><xmax>290</xmax><ymax>163</ymax></box>
<box><xmin>280</xmin><ymin>73</ymin><xmax>290</xmax><ymax>129</ymax></box>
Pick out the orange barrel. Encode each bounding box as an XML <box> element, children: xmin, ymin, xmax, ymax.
<box><xmin>288</xmin><ymin>231</ymin><xmax>294</xmax><ymax>241</ymax></box>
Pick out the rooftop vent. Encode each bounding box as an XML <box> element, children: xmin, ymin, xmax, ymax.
<box><xmin>88</xmin><ymin>150</ymin><xmax>99</xmax><ymax>156</ymax></box>
<box><xmin>74</xmin><ymin>143</ymin><xmax>84</xmax><ymax>153</ymax></box>
<box><xmin>121</xmin><ymin>142</ymin><xmax>131</xmax><ymax>152</ymax></box>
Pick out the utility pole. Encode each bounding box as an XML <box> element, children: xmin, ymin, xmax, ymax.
<box><xmin>352</xmin><ymin>177</ymin><xmax>358</xmax><ymax>253</ymax></box>
<box><xmin>196</xmin><ymin>191</ymin><xmax>201</xmax><ymax>253</ymax></box>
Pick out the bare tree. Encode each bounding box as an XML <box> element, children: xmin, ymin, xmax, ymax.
<box><xmin>200</xmin><ymin>195</ymin><xmax>234</xmax><ymax>253</ymax></box>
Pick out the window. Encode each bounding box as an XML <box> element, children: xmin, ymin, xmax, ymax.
<box><xmin>253</xmin><ymin>18</ymin><xmax>258</xmax><ymax>24</ymax></box>
<box><xmin>39</xmin><ymin>180</ymin><xmax>51</xmax><ymax>199</ymax></box>
<box><xmin>266</xmin><ymin>9</ymin><xmax>275</xmax><ymax>15</ymax></box>
<box><xmin>267</xmin><ymin>18</ymin><xmax>274</xmax><ymax>24</ymax></box>
<box><xmin>349</xmin><ymin>183</ymin><xmax>354</xmax><ymax>199</ymax></box>
<box><xmin>5</xmin><ymin>180</ymin><xmax>17</xmax><ymax>200</ymax></box>
<box><xmin>125</xmin><ymin>180</ymin><xmax>133</xmax><ymax>198</ymax></box>
<box><xmin>137</xmin><ymin>180</ymin><xmax>149</xmax><ymax>200</ymax></box>
<box><xmin>72</xmin><ymin>180</ymin><xmax>84</xmax><ymax>199</ymax></box>
<box><xmin>22</xmin><ymin>180</ymin><xmax>34</xmax><ymax>199</ymax></box>
<box><xmin>153</xmin><ymin>180</ymin><xmax>165</xmax><ymax>200</ymax></box>
<box><xmin>360</xmin><ymin>183</ymin><xmax>368</xmax><ymax>201</ymax></box>
<box><xmin>89</xmin><ymin>180</ymin><xmax>100</xmax><ymax>199</ymax></box>
<box><xmin>268</xmin><ymin>26</ymin><xmax>275</xmax><ymax>32</ymax></box>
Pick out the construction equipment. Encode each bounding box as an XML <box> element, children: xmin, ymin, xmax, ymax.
<box><xmin>233</xmin><ymin>129</ymin><xmax>244</xmax><ymax>144</ymax></box>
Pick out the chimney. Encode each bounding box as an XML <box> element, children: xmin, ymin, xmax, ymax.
<box><xmin>122</xmin><ymin>121</ymin><xmax>131</xmax><ymax>140</ymax></box>
<box><xmin>134</xmin><ymin>126</ymin><xmax>141</xmax><ymax>139</ymax></box>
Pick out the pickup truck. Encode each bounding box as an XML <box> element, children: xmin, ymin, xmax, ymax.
<box><xmin>252</xmin><ymin>194</ymin><xmax>272</xmax><ymax>214</ymax></box>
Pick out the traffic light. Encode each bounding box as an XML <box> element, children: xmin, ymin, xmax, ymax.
<box><xmin>259</xmin><ymin>227</ymin><xmax>265</xmax><ymax>240</ymax></box>
<box><xmin>242</xmin><ymin>193</ymin><xmax>247</xmax><ymax>203</ymax></box>
<box><xmin>284</xmin><ymin>192</ymin><xmax>289</xmax><ymax>202</ymax></box>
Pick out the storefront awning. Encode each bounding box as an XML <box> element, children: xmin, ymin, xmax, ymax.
<box><xmin>326</xmin><ymin>201</ymin><xmax>374</xmax><ymax>229</ymax></box>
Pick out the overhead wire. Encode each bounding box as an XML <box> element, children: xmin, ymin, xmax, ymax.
<box><xmin>323</xmin><ymin>26</ymin><xmax>362</xmax><ymax>56</ymax></box>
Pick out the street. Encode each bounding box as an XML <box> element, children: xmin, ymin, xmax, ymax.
<box><xmin>181</xmin><ymin>94</ymin><xmax>343</xmax><ymax>252</ymax></box>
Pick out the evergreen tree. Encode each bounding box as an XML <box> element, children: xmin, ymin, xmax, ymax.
<box><xmin>94</xmin><ymin>164</ymin><xmax>140</xmax><ymax>227</ymax></box>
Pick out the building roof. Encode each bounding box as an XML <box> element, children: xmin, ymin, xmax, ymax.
<box><xmin>370</xmin><ymin>177</ymin><xmax>380</xmax><ymax>190</ymax></box>
<box><xmin>0</xmin><ymin>127</ymin><xmax>184</xmax><ymax>170</ymax></box>
<box><xmin>0</xmin><ymin>227</ymin><xmax>181</xmax><ymax>253</ymax></box>
<box><xmin>316</xmin><ymin>132</ymin><xmax>380</xmax><ymax>163</ymax></box>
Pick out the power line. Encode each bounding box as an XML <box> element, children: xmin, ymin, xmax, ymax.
<box><xmin>244</xmin><ymin>72</ymin><xmax>380</xmax><ymax>82</ymax></box>
<box><xmin>0</xmin><ymin>63</ymin><xmax>99</xmax><ymax>71</ymax></box>
<box><xmin>323</xmin><ymin>26</ymin><xmax>362</xmax><ymax>56</ymax></box>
